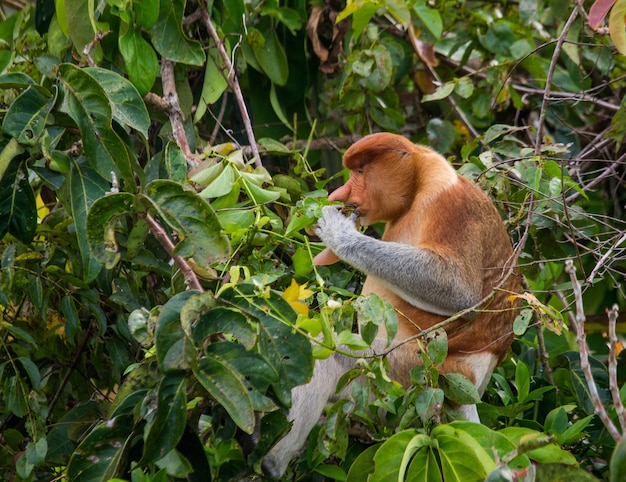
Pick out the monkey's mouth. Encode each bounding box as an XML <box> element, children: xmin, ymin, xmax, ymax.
<box><xmin>341</xmin><ymin>204</ymin><xmax>361</xmax><ymax>218</ymax></box>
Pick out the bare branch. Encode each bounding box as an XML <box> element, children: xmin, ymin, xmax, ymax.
<box><xmin>146</xmin><ymin>214</ymin><xmax>203</xmax><ymax>291</ymax></box>
<box><xmin>201</xmin><ymin>9</ymin><xmax>262</xmax><ymax>168</ymax></box>
<box><xmin>565</xmin><ymin>259</ymin><xmax>622</xmax><ymax>442</ymax></box>
<box><xmin>534</xmin><ymin>8</ymin><xmax>579</xmax><ymax>156</ymax></box>
<box><xmin>160</xmin><ymin>59</ymin><xmax>199</xmax><ymax>168</ymax></box>
<box><xmin>608</xmin><ymin>304</ymin><xmax>626</xmax><ymax>433</ymax></box>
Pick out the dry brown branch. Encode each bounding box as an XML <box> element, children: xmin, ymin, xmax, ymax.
<box><xmin>200</xmin><ymin>8</ymin><xmax>262</xmax><ymax>168</ymax></box>
<box><xmin>608</xmin><ymin>304</ymin><xmax>626</xmax><ymax>433</ymax></box>
<box><xmin>160</xmin><ymin>59</ymin><xmax>198</xmax><ymax>167</ymax></box>
<box><xmin>83</xmin><ymin>31</ymin><xmax>108</xmax><ymax>67</ymax></box>
<box><xmin>565</xmin><ymin>259</ymin><xmax>622</xmax><ymax>442</ymax></box>
<box><xmin>534</xmin><ymin>7</ymin><xmax>580</xmax><ymax>156</ymax></box>
<box><xmin>146</xmin><ymin>214</ymin><xmax>203</xmax><ymax>291</ymax></box>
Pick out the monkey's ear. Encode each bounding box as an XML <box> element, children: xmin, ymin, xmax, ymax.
<box><xmin>313</xmin><ymin>248</ymin><xmax>341</xmax><ymax>265</ymax></box>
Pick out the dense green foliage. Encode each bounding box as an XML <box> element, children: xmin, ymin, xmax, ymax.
<box><xmin>0</xmin><ymin>0</ymin><xmax>625</xmax><ymax>480</ymax></box>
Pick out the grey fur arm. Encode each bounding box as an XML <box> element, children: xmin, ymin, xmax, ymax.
<box><xmin>316</xmin><ymin>206</ymin><xmax>480</xmax><ymax>316</ymax></box>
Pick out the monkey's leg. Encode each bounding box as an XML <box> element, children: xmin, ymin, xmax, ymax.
<box><xmin>261</xmin><ymin>353</ymin><xmax>351</xmax><ymax>478</ymax></box>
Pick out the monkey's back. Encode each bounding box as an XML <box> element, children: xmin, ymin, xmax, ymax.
<box><xmin>362</xmin><ymin>173</ymin><xmax>522</xmax><ymax>388</ymax></box>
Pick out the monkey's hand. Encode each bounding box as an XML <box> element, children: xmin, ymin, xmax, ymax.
<box><xmin>315</xmin><ymin>206</ymin><xmax>360</xmax><ymax>263</ymax></box>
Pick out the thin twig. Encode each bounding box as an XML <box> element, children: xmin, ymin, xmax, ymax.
<box><xmin>201</xmin><ymin>9</ymin><xmax>262</xmax><ymax>168</ymax></box>
<box><xmin>146</xmin><ymin>214</ymin><xmax>203</xmax><ymax>291</ymax></box>
<box><xmin>586</xmin><ymin>230</ymin><xmax>626</xmax><ymax>285</ymax></box>
<box><xmin>47</xmin><ymin>324</ymin><xmax>94</xmax><ymax>419</ymax></box>
<box><xmin>534</xmin><ymin>7</ymin><xmax>579</xmax><ymax>156</ymax></box>
<box><xmin>82</xmin><ymin>31</ymin><xmax>108</xmax><ymax>67</ymax></box>
<box><xmin>565</xmin><ymin>259</ymin><xmax>621</xmax><ymax>442</ymax></box>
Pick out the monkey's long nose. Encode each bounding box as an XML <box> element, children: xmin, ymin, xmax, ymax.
<box><xmin>328</xmin><ymin>182</ymin><xmax>351</xmax><ymax>203</ymax></box>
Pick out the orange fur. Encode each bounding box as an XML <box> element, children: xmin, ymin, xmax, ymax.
<box><xmin>324</xmin><ymin>133</ymin><xmax>521</xmax><ymax>388</ymax></box>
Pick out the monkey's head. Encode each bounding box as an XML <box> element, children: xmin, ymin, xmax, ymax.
<box><xmin>330</xmin><ymin>133</ymin><xmax>419</xmax><ymax>225</ymax></box>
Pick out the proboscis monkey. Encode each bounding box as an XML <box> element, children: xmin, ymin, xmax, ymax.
<box><xmin>262</xmin><ymin>133</ymin><xmax>521</xmax><ymax>478</ymax></box>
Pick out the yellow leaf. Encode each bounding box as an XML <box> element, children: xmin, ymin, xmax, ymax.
<box><xmin>609</xmin><ymin>0</ymin><xmax>626</xmax><ymax>55</ymax></box>
<box><xmin>282</xmin><ymin>279</ymin><xmax>312</xmax><ymax>316</ymax></box>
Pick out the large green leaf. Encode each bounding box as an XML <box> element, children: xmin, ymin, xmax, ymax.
<box><xmin>69</xmin><ymin>158</ymin><xmax>107</xmax><ymax>282</ymax></box>
<box><xmin>250</xmin><ymin>27</ymin><xmax>289</xmax><ymax>86</ymax></box>
<box><xmin>205</xmin><ymin>341</ymin><xmax>278</xmax><ymax>411</ymax></box>
<box><xmin>66</xmin><ymin>414</ymin><xmax>135</xmax><ymax>482</ymax></box>
<box><xmin>405</xmin><ymin>446</ymin><xmax>443</xmax><ymax>482</ymax></box>
<box><xmin>86</xmin><ymin>192</ymin><xmax>136</xmax><ymax>268</ymax></box>
<box><xmin>2</xmin><ymin>86</ymin><xmax>56</xmax><ymax>145</ymax></box>
<box><xmin>192</xmin><ymin>352</ymin><xmax>256</xmax><ymax>434</ymax></box>
<box><xmin>433</xmin><ymin>425</ymin><xmax>490</xmax><ymax>482</ymax></box>
<box><xmin>144</xmin><ymin>180</ymin><xmax>230</xmax><ymax>265</ymax></box>
<box><xmin>84</xmin><ymin>67</ymin><xmax>150</xmax><ymax>138</ymax></box>
<box><xmin>142</xmin><ymin>374</ymin><xmax>187</xmax><ymax>465</ymax></box>
<box><xmin>195</xmin><ymin>37</ymin><xmax>229</xmax><ymax>122</ymax></box>
<box><xmin>57</xmin><ymin>64</ymin><xmax>137</xmax><ymax>190</ymax></box>
<box><xmin>368</xmin><ymin>430</ymin><xmax>429</xmax><ymax>482</ymax></box>
<box><xmin>118</xmin><ymin>22</ymin><xmax>159</xmax><ymax>96</ymax></box>
<box><xmin>219</xmin><ymin>285</ymin><xmax>313</xmax><ymax>406</ymax></box>
<box><xmin>150</xmin><ymin>0</ymin><xmax>205</xmax><ymax>65</ymax></box>
<box><xmin>155</xmin><ymin>291</ymin><xmax>198</xmax><ymax>373</ymax></box>
<box><xmin>0</xmin><ymin>156</ymin><xmax>37</xmax><ymax>244</ymax></box>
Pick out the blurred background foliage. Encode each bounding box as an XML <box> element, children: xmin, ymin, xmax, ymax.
<box><xmin>0</xmin><ymin>0</ymin><xmax>625</xmax><ymax>480</ymax></box>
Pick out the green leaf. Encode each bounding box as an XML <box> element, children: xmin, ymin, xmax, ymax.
<box><xmin>406</xmin><ymin>446</ymin><xmax>443</xmax><ymax>482</ymax></box>
<box><xmin>2</xmin><ymin>86</ymin><xmax>56</xmax><ymax>145</ymax></box>
<box><xmin>205</xmin><ymin>342</ymin><xmax>278</xmax><ymax>411</ymax></box>
<box><xmin>150</xmin><ymin>0</ymin><xmax>205</xmax><ymax>65</ymax></box>
<box><xmin>0</xmin><ymin>157</ymin><xmax>36</xmax><ymax>244</ymax></box>
<box><xmin>0</xmin><ymin>72</ymin><xmax>36</xmax><ymax>89</ymax></box>
<box><xmin>192</xmin><ymin>352</ymin><xmax>256</xmax><ymax>433</ymax></box>
<box><xmin>194</xmin><ymin>306</ymin><xmax>256</xmax><ymax>349</ymax></box>
<box><xmin>610</xmin><ymin>436</ymin><xmax>626</xmax><ymax>482</ymax></box>
<box><xmin>425</xmin><ymin>329</ymin><xmax>448</xmax><ymax>367</ymax></box>
<box><xmin>69</xmin><ymin>159</ymin><xmax>107</xmax><ymax>281</ymax></box>
<box><xmin>433</xmin><ymin>426</ymin><xmax>489</xmax><ymax>481</ymax></box>
<box><xmin>219</xmin><ymin>285</ymin><xmax>313</xmax><ymax>407</ymax></box>
<box><xmin>413</xmin><ymin>2</ymin><xmax>443</xmax><ymax>39</ymax></box>
<box><xmin>346</xmin><ymin>444</ymin><xmax>380</xmax><ymax>482</ymax></box>
<box><xmin>515</xmin><ymin>362</ymin><xmax>530</xmax><ymax>402</ymax></box>
<box><xmin>155</xmin><ymin>291</ymin><xmax>198</xmax><ymax>373</ymax></box>
<box><xmin>134</xmin><ymin>0</ymin><xmax>160</xmax><ymax>29</ymax></box>
<box><xmin>84</xmin><ymin>67</ymin><xmax>151</xmax><ymax>138</ymax></box>
<box><xmin>354</xmin><ymin>293</ymin><xmax>398</xmax><ymax>347</ymax></box>
<box><xmin>415</xmin><ymin>387</ymin><xmax>444</xmax><ymax>422</ymax></box>
<box><xmin>58</xmin><ymin>64</ymin><xmax>137</xmax><ymax>190</ymax></box>
<box><xmin>17</xmin><ymin>356</ymin><xmax>41</xmax><ymax>389</ymax></box>
<box><xmin>441</xmin><ymin>372</ymin><xmax>480</xmax><ymax>405</ymax></box>
<box><xmin>434</xmin><ymin>425</ymin><xmax>496</xmax><ymax>474</ymax></box>
<box><xmin>200</xmin><ymin>163</ymin><xmax>235</xmax><ymax>199</ymax></box>
<box><xmin>60</xmin><ymin>295</ymin><xmax>80</xmax><ymax>345</ymax></box>
<box><xmin>118</xmin><ymin>22</ymin><xmax>159</xmax><ymax>96</ymax></box>
<box><xmin>499</xmin><ymin>427</ymin><xmax>578</xmax><ymax>465</ymax></box>
<box><xmin>195</xmin><ymin>37</ymin><xmax>229</xmax><ymax>122</ymax></box>
<box><xmin>86</xmin><ymin>193</ymin><xmax>136</xmax><ymax>268</ymax></box>
<box><xmin>142</xmin><ymin>374</ymin><xmax>187</xmax><ymax>464</ymax></box>
<box><xmin>251</xmin><ymin>27</ymin><xmax>289</xmax><ymax>86</ymax></box>
<box><xmin>609</xmin><ymin>0</ymin><xmax>626</xmax><ymax>56</ymax></box>
<box><xmin>422</xmin><ymin>81</ymin><xmax>455</xmax><ymax>102</ymax></box>
<box><xmin>144</xmin><ymin>180</ymin><xmax>230</xmax><ymax>265</ymax></box>
<box><xmin>63</xmin><ymin>0</ymin><xmax>103</xmax><ymax>63</ymax></box>
<box><xmin>66</xmin><ymin>414</ymin><xmax>135</xmax><ymax>482</ymax></box>
<box><xmin>369</xmin><ymin>430</ymin><xmax>425</xmax><ymax>481</ymax></box>
<box><xmin>162</xmin><ymin>142</ymin><xmax>188</xmax><ymax>184</ymax></box>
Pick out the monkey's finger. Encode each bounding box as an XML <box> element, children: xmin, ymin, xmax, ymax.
<box><xmin>348</xmin><ymin>210</ymin><xmax>361</xmax><ymax>222</ymax></box>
